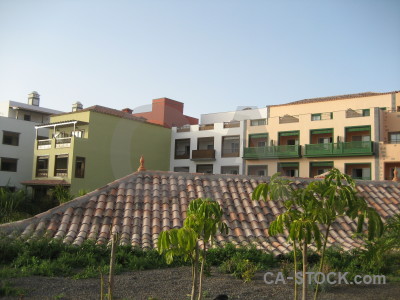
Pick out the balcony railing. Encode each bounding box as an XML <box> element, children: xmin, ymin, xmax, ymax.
<box><xmin>304</xmin><ymin>141</ymin><xmax>374</xmax><ymax>157</ymax></box>
<box><xmin>243</xmin><ymin>145</ymin><xmax>301</xmax><ymax>159</ymax></box>
<box><xmin>55</xmin><ymin>137</ymin><xmax>72</xmax><ymax>148</ymax></box>
<box><xmin>223</xmin><ymin>121</ymin><xmax>240</xmax><ymax>128</ymax></box>
<box><xmin>36</xmin><ymin>169</ymin><xmax>48</xmax><ymax>177</ymax></box>
<box><xmin>37</xmin><ymin>139</ymin><xmax>52</xmax><ymax>149</ymax></box>
<box><xmin>55</xmin><ymin>169</ymin><xmax>68</xmax><ymax>177</ymax></box>
<box><xmin>191</xmin><ymin>149</ymin><xmax>216</xmax><ymax>160</ymax></box>
<box><xmin>199</xmin><ymin>124</ymin><xmax>214</xmax><ymax>131</ymax></box>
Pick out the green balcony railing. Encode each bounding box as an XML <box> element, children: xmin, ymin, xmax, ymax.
<box><xmin>304</xmin><ymin>141</ymin><xmax>373</xmax><ymax>157</ymax></box>
<box><xmin>243</xmin><ymin>145</ymin><xmax>301</xmax><ymax>159</ymax></box>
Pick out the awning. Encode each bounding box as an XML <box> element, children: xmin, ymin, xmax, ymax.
<box><xmin>310</xmin><ymin>128</ymin><xmax>333</xmax><ymax>135</ymax></box>
<box><xmin>21</xmin><ymin>180</ymin><xmax>70</xmax><ymax>186</ymax></box>
<box><xmin>35</xmin><ymin>120</ymin><xmax>89</xmax><ymax>129</ymax></box>
<box><xmin>249</xmin><ymin>133</ymin><xmax>268</xmax><ymax>139</ymax></box>
<box><xmin>279</xmin><ymin>131</ymin><xmax>299</xmax><ymax>137</ymax></box>
<box><xmin>346</xmin><ymin>126</ymin><xmax>371</xmax><ymax>132</ymax></box>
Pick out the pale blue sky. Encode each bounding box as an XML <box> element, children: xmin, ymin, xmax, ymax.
<box><xmin>0</xmin><ymin>0</ymin><xmax>399</xmax><ymax>118</ymax></box>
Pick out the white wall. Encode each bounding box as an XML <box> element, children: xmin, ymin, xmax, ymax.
<box><xmin>0</xmin><ymin>117</ymin><xmax>49</xmax><ymax>189</ymax></box>
<box><xmin>170</xmin><ymin>121</ymin><xmax>245</xmax><ymax>174</ymax></box>
<box><xmin>200</xmin><ymin>107</ymin><xmax>268</xmax><ymax>124</ymax></box>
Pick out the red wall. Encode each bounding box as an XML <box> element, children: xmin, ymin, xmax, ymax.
<box><xmin>132</xmin><ymin>98</ymin><xmax>198</xmax><ymax>128</ymax></box>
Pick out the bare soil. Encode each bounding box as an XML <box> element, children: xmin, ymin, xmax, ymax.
<box><xmin>2</xmin><ymin>267</ymin><xmax>400</xmax><ymax>300</ymax></box>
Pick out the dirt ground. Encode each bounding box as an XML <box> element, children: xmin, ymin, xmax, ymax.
<box><xmin>2</xmin><ymin>266</ymin><xmax>400</xmax><ymax>300</ymax></box>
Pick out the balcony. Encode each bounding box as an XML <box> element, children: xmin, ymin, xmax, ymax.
<box><xmin>223</xmin><ymin>121</ymin><xmax>240</xmax><ymax>128</ymax></box>
<box><xmin>191</xmin><ymin>149</ymin><xmax>216</xmax><ymax>161</ymax></box>
<box><xmin>304</xmin><ymin>141</ymin><xmax>374</xmax><ymax>157</ymax></box>
<box><xmin>55</xmin><ymin>137</ymin><xmax>72</xmax><ymax>148</ymax></box>
<box><xmin>243</xmin><ymin>145</ymin><xmax>301</xmax><ymax>159</ymax></box>
<box><xmin>199</xmin><ymin>124</ymin><xmax>214</xmax><ymax>131</ymax></box>
<box><xmin>37</xmin><ymin>139</ymin><xmax>52</xmax><ymax>149</ymax></box>
<box><xmin>177</xmin><ymin>125</ymin><xmax>190</xmax><ymax>133</ymax></box>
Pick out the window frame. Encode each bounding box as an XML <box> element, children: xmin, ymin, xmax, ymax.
<box><xmin>0</xmin><ymin>157</ymin><xmax>18</xmax><ymax>172</ymax></box>
<box><xmin>2</xmin><ymin>131</ymin><xmax>20</xmax><ymax>146</ymax></box>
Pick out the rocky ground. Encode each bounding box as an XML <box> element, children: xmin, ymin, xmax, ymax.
<box><xmin>2</xmin><ymin>267</ymin><xmax>400</xmax><ymax>300</ymax></box>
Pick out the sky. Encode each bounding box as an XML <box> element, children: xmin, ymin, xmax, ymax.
<box><xmin>0</xmin><ymin>0</ymin><xmax>399</xmax><ymax>119</ymax></box>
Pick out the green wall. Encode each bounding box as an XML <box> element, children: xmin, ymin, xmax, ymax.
<box><xmin>33</xmin><ymin>110</ymin><xmax>171</xmax><ymax>195</ymax></box>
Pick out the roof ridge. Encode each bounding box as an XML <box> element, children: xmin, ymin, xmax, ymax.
<box><xmin>269</xmin><ymin>90</ymin><xmax>399</xmax><ymax>107</ymax></box>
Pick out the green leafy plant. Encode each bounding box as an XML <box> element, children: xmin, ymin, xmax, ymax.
<box><xmin>158</xmin><ymin>198</ymin><xmax>228</xmax><ymax>300</ymax></box>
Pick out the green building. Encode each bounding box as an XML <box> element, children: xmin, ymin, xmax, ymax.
<box><xmin>23</xmin><ymin>105</ymin><xmax>171</xmax><ymax>197</ymax></box>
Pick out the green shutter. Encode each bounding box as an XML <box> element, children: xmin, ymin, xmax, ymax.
<box><xmin>346</xmin><ymin>126</ymin><xmax>371</xmax><ymax>132</ymax></box>
<box><xmin>278</xmin><ymin>162</ymin><xmax>299</xmax><ymax>168</ymax></box>
<box><xmin>310</xmin><ymin>161</ymin><xmax>334</xmax><ymax>167</ymax></box>
<box><xmin>279</xmin><ymin>131</ymin><xmax>299</xmax><ymax>137</ymax></box>
<box><xmin>249</xmin><ymin>133</ymin><xmax>268</xmax><ymax>139</ymax></box>
<box><xmin>310</xmin><ymin>128</ymin><xmax>333</xmax><ymax>135</ymax></box>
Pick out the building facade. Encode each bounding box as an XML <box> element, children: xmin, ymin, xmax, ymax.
<box><xmin>24</xmin><ymin>105</ymin><xmax>171</xmax><ymax>196</ymax></box>
<box><xmin>0</xmin><ymin>92</ymin><xmax>62</xmax><ymax>190</ymax></box>
<box><xmin>170</xmin><ymin>91</ymin><xmax>399</xmax><ymax>181</ymax></box>
<box><xmin>170</xmin><ymin>107</ymin><xmax>268</xmax><ymax>175</ymax></box>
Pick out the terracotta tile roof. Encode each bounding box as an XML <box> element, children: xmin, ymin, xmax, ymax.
<box><xmin>2</xmin><ymin>172</ymin><xmax>399</xmax><ymax>255</ymax></box>
<box><xmin>269</xmin><ymin>91</ymin><xmax>399</xmax><ymax>108</ymax></box>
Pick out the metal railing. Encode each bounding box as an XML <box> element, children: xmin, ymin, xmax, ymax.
<box><xmin>244</xmin><ymin>145</ymin><xmax>301</xmax><ymax>159</ymax></box>
<box><xmin>304</xmin><ymin>141</ymin><xmax>373</xmax><ymax>157</ymax></box>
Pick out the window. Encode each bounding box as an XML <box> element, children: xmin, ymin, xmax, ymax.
<box><xmin>222</xmin><ymin>136</ymin><xmax>240</xmax><ymax>157</ymax></box>
<box><xmin>278</xmin><ymin>163</ymin><xmax>299</xmax><ymax>177</ymax></box>
<box><xmin>351</xmin><ymin>135</ymin><xmax>371</xmax><ymax>142</ymax></box>
<box><xmin>0</xmin><ymin>158</ymin><xmax>17</xmax><ymax>172</ymax></box>
<box><xmin>75</xmin><ymin>157</ymin><xmax>85</xmax><ymax>178</ymax></box>
<box><xmin>287</xmin><ymin>139</ymin><xmax>298</xmax><ymax>145</ymax></box>
<box><xmin>174</xmin><ymin>167</ymin><xmax>189</xmax><ymax>172</ymax></box>
<box><xmin>221</xmin><ymin>166</ymin><xmax>239</xmax><ymax>175</ymax></box>
<box><xmin>311</xmin><ymin>114</ymin><xmax>321</xmax><ymax>121</ymax></box>
<box><xmin>318</xmin><ymin>137</ymin><xmax>332</xmax><ymax>144</ymax></box>
<box><xmin>174</xmin><ymin>139</ymin><xmax>191</xmax><ymax>159</ymax></box>
<box><xmin>2</xmin><ymin>131</ymin><xmax>20</xmax><ymax>146</ymax></box>
<box><xmin>54</xmin><ymin>155</ymin><xmax>68</xmax><ymax>177</ymax></box>
<box><xmin>24</xmin><ymin>114</ymin><xmax>31</xmax><ymax>121</ymax></box>
<box><xmin>389</xmin><ymin>132</ymin><xmax>400</xmax><ymax>144</ymax></box>
<box><xmin>250</xmin><ymin>119</ymin><xmax>266</xmax><ymax>126</ymax></box>
<box><xmin>345</xmin><ymin>163</ymin><xmax>371</xmax><ymax>180</ymax></box>
<box><xmin>257</xmin><ymin>141</ymin><xmax>266</xmax><ymax>147</ymax></box>
<box><xmin>362</xmin><ymin>109</ymin><xmax>370</xmax><ymax>117</ymax></box>
<box><xmin>196</xmin><ymin>164</ymin><xmax>213</xmax><ymax>174</ymax></box>
<box><xmin>36</xmin><ymin>156</ymin><xmax>49</xmax><ymax>177</ymax></box>
<box><xmin>248</xmin><ymin>165</ymin><xmax>267</xmax><ymax>176</ymax></box>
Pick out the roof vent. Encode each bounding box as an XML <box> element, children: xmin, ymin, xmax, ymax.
<box><xmin>28</xmin><ymin>91</ymin><xmax>40</xmax><ymax>106</ymax></box>
<box><xmin>72</xmin><ymin>101</ymin><xmax>83</xmax><ymax>112</ymax></box>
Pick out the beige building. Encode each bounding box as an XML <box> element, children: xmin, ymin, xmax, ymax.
<box><xmin>244</xmin><ymin>91</ymin><xmax>400</xmax><ymax>180</ymax></box>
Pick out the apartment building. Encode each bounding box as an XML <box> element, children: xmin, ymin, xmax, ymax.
<box><xmin>0</xmin><ymin>92</ymin><xmax>62</xmax><ymax>190</ymax></box>
<box><xmin>24</xmin><ymin>104</ymin><xmax>171</xmax><ymax>196</ymax></box>
<box><xmin>170</xmin><ymin>107</ymin><xmax>268</xmax><ymax>174</ymax></box>
<box><xmin>244</xmin><ymin>91</ymin><xmax>400</xmax><ymax>180</ymax></box>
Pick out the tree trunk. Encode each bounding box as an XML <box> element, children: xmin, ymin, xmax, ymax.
<box><xmin>293</xmin><ymin>240</ymin><xmax>298</xmax><ymax>300</ymax></box>
<box><xmin>191</xmin><ymin>243</ymin><xmax>199</xmax><ymax>300</ymax></box>
<box><xmin>197</xmin><ymin>243</ymin><xmax>207</xmax><ymax>300</ymax></box>
<box><xmin>302</xmin><ymin>240</ymin><xmax>308</xmax><ymax>300</ymax></box>
<box><xmin>108</xmin><ymin>234</ymin><xmax>117</xmax><ymax>300</ymax></box>
<box><xmin>314</xmin><ymin>223</ymin><xmax>331</xmax><ymax>300</ymax></box>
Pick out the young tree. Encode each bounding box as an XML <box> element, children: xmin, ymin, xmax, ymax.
<box><xmin>158</xmin><ymin>198</ymin><xmax>227</xmax><ymax>300</ymax></box>
<box><xmin>307</xmin><ymin>168</ymin><xmax>384</xmax><ymax>300</ymax></box>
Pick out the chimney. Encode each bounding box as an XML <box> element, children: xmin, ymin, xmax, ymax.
<box><xmin>28</xmin><ymin>91</ymin><xmax>40</xmax><ymax>106</ymax></box>
<box><xmin>72</xmin><ymin>101</ymin><xmax>83</xmax><ymax>112</ymax></box>
<box><xmin>122</xmin><ymin>108</ymin><xmax>133</xmax><ymax>114</ymax></box>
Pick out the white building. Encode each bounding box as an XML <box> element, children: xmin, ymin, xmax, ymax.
<box><xmin>0</xmin><ymin>92</ymin><xmax>62</xmax><ymax>190</ymax></box>
<box><xmin>170</xmin><ymin>107</ymin><xmax>268</xmax><ymax>175</ymax></box>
